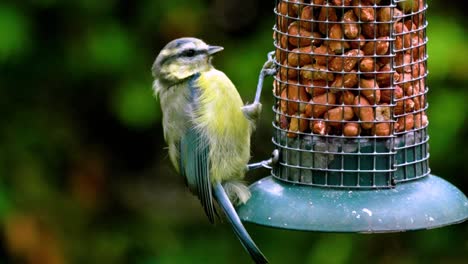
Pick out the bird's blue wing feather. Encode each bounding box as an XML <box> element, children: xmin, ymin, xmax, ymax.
<box><xmin>179</xmin><ymin>127</ymin><xmax>216</xmax><ymax>223</ymax></box>
<box><xmin>178</xmin><ymin>74</ymin><xmax>216</xmax><ymax>223</ymax></box>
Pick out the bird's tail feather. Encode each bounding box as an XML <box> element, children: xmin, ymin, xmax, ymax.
<box><xmin>213</xmin><ymin>182</ymin><xmax>269</xmax><ymax>264</ymax></box>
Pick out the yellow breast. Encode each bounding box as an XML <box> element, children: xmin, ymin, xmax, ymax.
<box><xmin>194</xmin><ymin>69</ymin><xmax>251</xmax><ymax>182</ymax></box>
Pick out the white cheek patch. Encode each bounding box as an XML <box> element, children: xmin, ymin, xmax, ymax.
<box><xmin>168</xmin><ymin>63</ymin><xmax>190</xmax><ymax>79</ymax></box>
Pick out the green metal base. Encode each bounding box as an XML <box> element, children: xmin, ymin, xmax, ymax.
<box><xmin>237</xmin><ymin>175</ymin><xmax>468</xmax><ymax>233</ymax></box>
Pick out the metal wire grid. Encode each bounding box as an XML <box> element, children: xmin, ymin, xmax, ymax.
<box><xmin>271</xmin><ymin>0</ymin><xmax>429</xmax><ymax>188</ymax></box>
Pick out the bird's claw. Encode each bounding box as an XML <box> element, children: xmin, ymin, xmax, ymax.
<box><xmin>242</xmin><ymin>102</ymin><xmax>262</xmax><ymax>121</ymax></box>
<box><xmin>262</xmin><ymin>51</ymin><xmax>277</xmax><ymax>75</ymax></box>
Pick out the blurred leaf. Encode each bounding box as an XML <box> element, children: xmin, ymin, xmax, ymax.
<box><xmin>0</xmin><ymin>183</ymin><xmax>11</xmax><ymax>220</ymax></box>
<box><xmin>111</xmin><ymin>79</ymin><xmax>160</xmax><ymax>129</ymax></box>
<box><xmin>306</xmin><ymin>234</ymin><xmax>352</xmax><ymax>264</ymax></box>
<box><xmin>221</xmin><ymin>22</ymin><xmax>275</xmax><ymax>99</ymax></box>
<box><xmin>76</xmin><ymin>0</ymin><xmax>116</xmax><ymax>12</ymax></box>
<box><xmin>87</xmin><ymin>23</ymin><xmax>133</xmax><ymax>72</ymax></box>
<box><xmin>427</xmin><ymin>16</ymin><xmax>468</xmax><ymax>81</ymax></box>
<box><xmin>427</xmin><ymin>90</ymin><xmax>467</xmax><ymax>163</ymax></box>
<box><xmin>0</xmin><ymin>5</ymin><xmax>29</xmax><ymax>62</ymax></box>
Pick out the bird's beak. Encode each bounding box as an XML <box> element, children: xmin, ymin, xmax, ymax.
<box><xmin>207</xmin><ymin>45</ymin><xmax>224</xmax><ymax>55</ymax></box>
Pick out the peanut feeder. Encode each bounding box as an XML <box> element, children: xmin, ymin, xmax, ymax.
<box><xmin>237</xmin><ymin>0</ymin><xmax>468</xmax><ymax>232</ymax></box>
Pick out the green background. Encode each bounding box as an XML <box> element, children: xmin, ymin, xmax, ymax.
<box><xmin>0</xmin><ymin>0</ymin><xmax>467</xmax><ymax>263</ymax></box>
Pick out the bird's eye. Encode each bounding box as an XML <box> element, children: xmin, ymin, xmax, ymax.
<box><xmin>184</xmin><ymin>49</ymin><xmax>196</xmax><ymax>57</ymax></box>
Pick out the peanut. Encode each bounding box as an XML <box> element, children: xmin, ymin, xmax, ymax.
<box><xmin>275</xmin><ymin>48</ymin><xmax>287</xmax><ymax>64</ymax></box>
<box><xmin>313</xmin><ymin>45</ymin><xmax>331</xmax><ymax>66</ymax></box>
<box><xmin>277</xmin><ymin>0</ymin><xmax>299</xmax><ymax>17</ymax></box>
<box><xmin>403</xmin><ymin>83</ymin><xmax>419</xmax><ymax>97</ymax></box>
<box><xmin>349</xmin><ymin>34</ymin><xmax>366</xmax><ymax>49</ymax></box>
<box><xmin>359</xmin><ymin>57</ymin><xmax>377</xmax><ymax>77</ymax></box>
<box><xmin>375</xmin><ymin>103</ymin><xmax>391</xmax><ymax>121</ymax></box>
<box><xmin>328</xmin><ymin>24</ymin><xmax>345</xmax><ymax>54</ymax></box>
<box><xmin>329</xmin><ymin>49</ymin><xmax>364</xmax><ymax>72</ymax></box>
<box><xmin>353</xmin><ymin>0</ymin><xmax>375</xmax><ymax>22</ymax></box>
<box><xmin>325</xmin><ymin>106</ymin><xmax>354</xmax><ymax>127</ymax></box>
<box><xmin>396</xmin><ymin>114</ymin><xmax>414</xmax><ymax>132</ymax></box>
<box><xmin>318</xmin><ymin>7</ymin><xmax>338</xmax><ymax>35</ymax></box>
<box><xmin>305</xmin><ymin>93</ymin><xmax>337</xmax><ymax>118</ymax></box>
<box><xmin>411</xmin><ymin>35</ymin><xmax>426</xmax><ymax>61</ymax></box>
<box><xmin>413</xmin><ymin>95</ymin><xmax>425</xmax><ymax>110</ymax></box>
<box><xmin>377</xmin><ymin>7</ymin><xmax>392</xmax><ymax>22</ymax></box>
<box><xmin>280</xmin><ymin>81</ymin><xmax>310</xmax><ymax>115</ymax></box>
<box><xmin>362</xmin><ymin>36</ymin><xmax>390</xmax><ymax>55</ymax></box>
<box><xmin>341</xmin><ymin>91</ymin><xmax>355</xmax><ymax>105</ymax></box>
<box><xmin>288</xmin><ymin>22</ymin><xmax>314</xmax><ymax>47</ymax></box>
<box><xmin>330</xmin><ymin>0</ymin><xmax>352</xmax><ymax>5</ymax></box>
<box><xmin>273</xmin><ymin>0</ymin><xmax>428</xmax><ymax>138</ymax></box>
<box><xmin>280</xmin><ymin>60</ymin><xmax>299</xmax><ymax>80</ymax></box>
<box><xmin>300</xmin><ymin>64</ymin><xmax>334</xmax><ymax>82</ymax></box>
<box><xmin>343</xmin><ymin>70</ymin><xmax>359</xmax><ymax>88</ymax></box>
<box><xmin>304</xmin><ymin>80</ymin><xmax>327</xmax><ymax>97</ymax></box>
<box><xmin>378</xmin><ymin>7</ymin><xmax>403</xmax><ymax>36</ymax></box>
<box><xmin>395</xmin><ymin>98</ymin><xmax>415</xmax><ymax>115</ymax></box>
<box><xmin>398</xmin><ymin>0</ymin><xmax>420</xmax><ymax>14</ymax></box>
<box><xmin>380</xmin><ymin>85</ymin><xmax>403</xmax><ymax>104</ymax></box>
<box><xmin>362</xmin><ymin>0</ymin><xmax>381</xmax><ymax>4</ymax></box>
<box><xmin>343</xmin><ymin>122</ymin><xmax>361</xmax><ymax>136</ymax></box>
<box><xmin>360</xmin><ymin>78</ymin><xmax>381</xmax><ymax>104</ymax></box>
<box><xmin>279</xmin><ymin>114</ymin><xmax>289</xmax><ymax>130</ymax></box>
<box><xmin>288</xmin><ymin>117</ymin><xmax>299</xmax><ymax>138</ymax></box>
<box><xmin>311</xmin><ymin>120</ymin><xmax>329</xmax><ymax>135</ymax></box>
<box><xmin>312</xmin><ymin>0</ymin><xmax>325</xmax><ymax>4</ymax></box>
<box><xmin>376</xmin><ymin>63</ymin><xmax>394</xmax><ymax>87</ymax></box>
<box><xmin>279</xmin><ymin>34</ymin><xmax>289</xmax><ymax>49</ymax></box>
<box><xmin>353</xmin><ymin>96</ymin><xmax>374</xmax><ymax>130</ymax></box>
<box><xmin>277</xmin><ymin>16</ymin><xmax>290</xmax><ymax>33</ymax></box>
<box><xmin>413</xmin><ymin>112</ymin><xmax>428</xmax><ymax>128</ymax></box>
<box><xmin>394</xmin><ymin>22</ymin><xmax>411</xmax><ymax>51</ymax></box>
<box><xmin>343</xmin><ymin>10</ymin><xmax>359</xmax><ymax>39</ymax></box>
<box><xmin>398</xmin><ymin>72</ymin><xmax>413</xmax><ymax>91</ymax></box>
<box><xmin>361</xmin><ymin>23</ymin><xmax>377</xmax><ymax>39</ymax></box>
<box><xmin>404</xmin><ymin>98</ymin><xmax>415</xmax><ymax>113</ymax></box>
<box><xmin>395</xmin><ymin>53</ymin><xmax>412</xmax><ymax>73</ymax></box>
<box><xmin>373</xmin><ymin>122</ymin><xmax>391</xmax><ymax>136</ymax></box>
<box><xmin>411</xmin><ymin>63</ymin><xmax>421</xmax><ymax>79</ymax></box>
<box><xmin>288</xmin><ymin>46</ymin><xmax>313</xmax><ymax>67</ymax></box>
<box><xmin>300</xmin><ymin>5</ymin><xmax>315</xmax><ymax>31</ymax></box>
<box><xmin>299</xmin><ymin>113</ymin><xmax>309</xmax><ymax>132</ymax></box>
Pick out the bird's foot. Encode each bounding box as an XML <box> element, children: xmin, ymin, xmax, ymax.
<box><xmin>242</xmin><ymin>102</ymin><xmax>262</xmax><ymax>121</ymax></box>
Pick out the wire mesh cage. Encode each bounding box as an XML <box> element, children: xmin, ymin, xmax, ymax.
<box><xmin>272</xmin><ymin>0</ymin><xmax>428</xmax><ymax>188</ymax></box>
<box><xmin>237</xmin><ymin>0</ymin><xmax>467</xmax><ymax>233</ymax></box>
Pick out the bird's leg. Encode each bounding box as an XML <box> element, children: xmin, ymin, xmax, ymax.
<box><xmin>246</xmin><ymin>149</ymin><xmax>279</xmax><ymax>172</ymax></box>
<box><xmin>253</xmin><ymin>51</ymin><xmax>277</xmax><ymax>105</ymax></box>
<box><xmin>242</xmin><ymin>51</ymin><xmax>277</xmax><ymax>121</ymax></box>
<box><xmin>244</xmin><ymin>52</ymin><xmax>278</xmax><ymax>171</ymax></box>
<box><xmin>242</xmin><ymin>102</ymin><xmax>262</xmax><ymax>121</ymax></box>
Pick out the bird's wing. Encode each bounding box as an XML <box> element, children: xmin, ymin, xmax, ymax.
<box><xmin>179</xmin><ymin>117</ymin><xmax>217</xmax><ymax>224</ymax></box>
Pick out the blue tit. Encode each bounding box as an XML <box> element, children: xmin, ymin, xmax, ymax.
<box><xmin>152</xmin><ymin>37</ymin><xmax>267</xmax><ymax>264</ymax></box>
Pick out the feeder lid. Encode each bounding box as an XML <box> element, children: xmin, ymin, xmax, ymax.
<box><xmin>237</xmin><ymin>175</ymin><xmax>468</xmax><ymax>233</ymax></box>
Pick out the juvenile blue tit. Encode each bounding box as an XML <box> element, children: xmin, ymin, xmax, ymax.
<box><xmin>152</xmin><ymin>37</ymin><xmax>267</xmax><ymax>264</ymax></box>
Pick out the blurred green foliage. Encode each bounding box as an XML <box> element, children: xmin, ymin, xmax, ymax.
<box><xmin>0</xmin><ymin>1</ymin><xmax>467</xmax><ymax>264</ymax></box>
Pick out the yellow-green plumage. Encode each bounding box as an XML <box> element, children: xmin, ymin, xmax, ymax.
<box><xmin>195</xmin><ymin>70</ymin><xmax>251</xmax><ymax>184</ymax></box>
<box><xmin>152</xmin><ymin>37</ymin><xmax>268</xmax><ymax>263</ymax></box>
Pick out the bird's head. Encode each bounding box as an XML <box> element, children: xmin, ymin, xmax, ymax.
<box><xmin>152</xmin><ymin>37</ymin><xmax>224</xmax><ymax>85</ymax></box>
